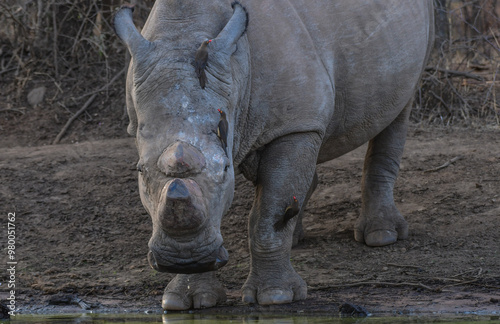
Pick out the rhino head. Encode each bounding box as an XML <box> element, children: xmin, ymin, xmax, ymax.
<box><xmin>114</xmin><ymin>2</ymin><xmax>249</xmax><ymax>274</ymax></box>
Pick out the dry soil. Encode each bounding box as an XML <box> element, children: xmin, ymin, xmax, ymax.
<box><xmin>0</xmin><ymin>126</ymin><xmax>499</xmax><ymax>316</ymax></box>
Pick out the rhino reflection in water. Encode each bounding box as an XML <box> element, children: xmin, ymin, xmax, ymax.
<box><xmin>114</xmin><ymin>0</ymin><xmax>434</xmax><ymax>310</ymax></box>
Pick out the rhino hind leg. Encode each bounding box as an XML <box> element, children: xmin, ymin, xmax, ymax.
<box><xmin>162</xmin><ymin>272</ymin><xmax>226</xmax><ymax>310</ymax></box>
<box><xmin>292</xmin><ymin>171</ymin><xmax>318</xmax><ymax>247</ymax></box>
<box><xmin>354</xmin><ymin>102</ymin><xmax>411</xmax><ymax>247</ymax></box>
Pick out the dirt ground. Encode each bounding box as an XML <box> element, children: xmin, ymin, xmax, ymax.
<box><xmin>0</xmin><ymin>125</ymin><xmax>499</xmax><ymax>316</ymax></box>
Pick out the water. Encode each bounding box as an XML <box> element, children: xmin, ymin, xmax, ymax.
<box><xmin>4</xmin><ymin>313</ymin><xmax>500</xmax><ymax>324</ymax></box>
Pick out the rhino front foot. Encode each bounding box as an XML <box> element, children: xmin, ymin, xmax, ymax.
<box><xmin>354</xmin><ymin>203</ymin><xmax>408</xmax><ymax>246</ymax></box>
<box><xmin>241</xmin><ymin>132</ymin><xmax>319</xmax><ymax>305</ymax></box>
<box><xmin>162</xmin><ymin>272</ymin><xmax>226</xmax><ymax>310</ymax></box>
<box><xmin>242</xmin><ymin>266</ymin><xmax>307</xmax><ymax>305</ymax></box>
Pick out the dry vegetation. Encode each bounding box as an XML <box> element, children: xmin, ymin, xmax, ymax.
<box><xmin>0</xmin><ymin>0</ymin><xmax>154</xmax><ymax>146</ymax></box>
<box><xmin>414</xmin><ymin>0</ymin><xmax>500</xmax><ymax>125</ymax></box>
<box><xmin>0</xmin><ymin>0</ymin><xmax>499</xmax><ymax>147</ymax></box>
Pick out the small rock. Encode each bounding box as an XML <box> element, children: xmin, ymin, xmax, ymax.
<box><xmin>339</xmin><ymin>302</ymin><xmax>369</xmax><ymax>317</ymax></box>
<box><xmin>27</xmin><ymin>86</ymin><xmax>46</xmax><ymax>107</ymax></box>
<box><xmin>491</xmin><ymin>297</ymin><xmax>499</xmax><ymax>303</ymax></box>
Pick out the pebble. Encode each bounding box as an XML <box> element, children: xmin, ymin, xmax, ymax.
<box><xmin>27</xmin><ymin>86</ymin><xmax>47</xmax><ymax>107</ymax></box>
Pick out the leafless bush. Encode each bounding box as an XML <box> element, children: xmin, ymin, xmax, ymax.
<box><xmin>0</xmin><ymin>0</ymin><xmax>153</xmax><ymax>108</ymax></box>
<box><xmin>414</xmin><ymin>0</ymin><xmax>500</xmax><ymax>126</ymax></box>
<box><xmin>0</xmin><ymin>0</ymin><xmax>155</xmax><ymax>143</ymax></box>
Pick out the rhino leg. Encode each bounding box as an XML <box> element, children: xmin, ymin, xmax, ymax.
<box><xmin>242</xmin><ymin>133</ymin><xmax>320</xmax><ymax>305</ymax></box>
<box><xmin>354</xmin><ymin>102</ymin><xmax>411</xmax><ymax>247</ymax></box>
<box><xmin>162</xmin><ymin>272</ymin><xmax>226</xmax><ymax>310</ymax></box>
<box><xmin>292</xmin><ymin>171</ymin><xmax>318</xmax><ymax>247</ymax></box>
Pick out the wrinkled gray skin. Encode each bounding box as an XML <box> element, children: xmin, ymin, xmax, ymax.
<box><xmin>115</xmin><ymin>0</ymin><xmax>434</xmax><ymax>310</ymax></box>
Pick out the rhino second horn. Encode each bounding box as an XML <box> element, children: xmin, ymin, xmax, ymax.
<box><xmin>114</xmin><ymin>5</ymin><xmax>153</xmax><ymax>58</ymax></box>
<box><xmin>158</xmin><ymin>178</ymin><xmax>206</xmax><ymax>235</ymax></box>
<box><xmin>158</xmin><ymin>141</ymin><xmax>206</xmax><ymax>177</ymax></box>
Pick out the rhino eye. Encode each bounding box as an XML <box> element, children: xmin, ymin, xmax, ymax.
<box><xmin>224</xmin><ymin>164</ymin><xmax>229</xmax><ymax>172</ymax></box>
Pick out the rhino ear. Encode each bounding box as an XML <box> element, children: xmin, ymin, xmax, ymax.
<box><xmin>211</xmin><ymin>2</ymin><xmax>248</xmax><ymax>54</ymax></box>
<box><xmin>114</xmin><ymin>5</ymin><xmax>153</xmax><ymax>57</ymax></box>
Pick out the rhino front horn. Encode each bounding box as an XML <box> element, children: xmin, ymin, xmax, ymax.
<box><xmin>157</xmin><ymin>178</ymin><xmax>206</xmax><ymax>235</ymax></box>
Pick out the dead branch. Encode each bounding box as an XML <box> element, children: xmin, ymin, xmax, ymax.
<box><xmin>52</xmin><ymin>65</ymin><xmax>126</xmax><ymax>144</ymax></box>
<box><xmin>313</xmin><ymin>281</ymin><xmax>438</xmax><ymax>292</ymax></box>
<box><xmin>0</xmin><ymin>68</ymin><xmax>17</xmax><ymax>76</ymax></box>
<box><xmin>0</xmin><ymin>3</ymin><xmax>28</xmax><ymax>36</ymax></box>
<box><xmin>490</xmin><ymin>28</ymin><xmax>500</xmax><ymax>52</ymax></box>
<box><xmin>76</xmin><ymin>67</ymin><xmax>126</xmax><ymax>100</ymax></box>
<box><xmin>424</xmin><ymin>155</ymin><xmax>464</xmax><ymax>173</ymax></box>
<box><xmin>0</xmin><ymin>108</ymin><xmax>25</xmax><ymax>114</ymax></box>
<box><xmin>386</xmin><ymin>263</ymin><xmax>423</xmax><ymax>270</ymax></box>
<box><xmin>450</xmin><ymin>268</ymin><xmax>482</xmax><ymax>278</ymax></box>
<box><xmin>53</xmin><ymin>93</ymin><xmax>97</xmax><ymax>145</ymax></box>
<box><xmin>425</xmin><ymin>66</ymin><xmax>484</xmax><ymax>81</ymax></box>
<box><xmin>481</xmin><ymin>66</ymin><xmax>498</xmax><ymax>115</ymax></box>
<box><xmin>428</xmin><ymin>90</ymin><xmax>452</xmax><ymax>113</ymax></box>
<box><xmin>470</xmin><ymin>282</ymin><xmax>500</xmax><ymax>290</ymax></box>
<box><xmin>440</xmin><ymin>279</ymin><xmax>479</xmax><ymax>289</ymax></box>
<box><xmin>407</xmin><ymin>273</ymin><xmax>464</xmax><ymax>282</ymax></box>
<box><xmin>52</xmin><ymin>3</ymin><xmax>58</xmax><ymax>79</ymax></box>
<box><xmin>70</xmin><ymin>4</ymin><xmax>95</xmax><ymax>58</ymax></box>
<box><xmin>71</xmin><ymin>296</ymin><xmax>91</xmax><ymax>310</ymax></box>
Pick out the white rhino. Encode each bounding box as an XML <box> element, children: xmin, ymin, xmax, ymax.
<box><xmin>114</xmin><ymin>0</ymin><xmax>434</xmax><ymax>310</ymax></box>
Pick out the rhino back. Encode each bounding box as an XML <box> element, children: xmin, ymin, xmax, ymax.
<box><xmin>240</xmin><ymin>0</ymin><xmax>433</xmax><ymax>162</ymax></box>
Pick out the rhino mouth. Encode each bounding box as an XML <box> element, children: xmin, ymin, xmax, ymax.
<box><xmin>147</xmin><ymin>245</ymin><xmax>228</xmax><ymax>274</ymax></box>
